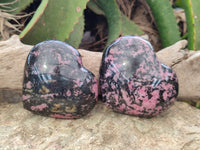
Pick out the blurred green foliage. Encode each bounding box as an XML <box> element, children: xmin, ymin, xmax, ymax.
<box><xmin>1</xmin><ymin>0</ymin><xmax>200</xmax><ymax>50</ymax></box>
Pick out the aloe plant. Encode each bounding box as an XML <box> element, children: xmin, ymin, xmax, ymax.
<box><xmin>146</xmin><ymin>0</ymin><xmax>181</xmax><ymax>48</ymax></box>
<box><xmin>88</xmin><ymin>0</ymin><xmax>143</xmax><ymax>48</ymax></box>
<box><xmin>95</xmin><ymin>0</ymin><xmax>122</xmax><ymax>47</ymax></box>
<box><xmin>182</xmin><ymin>0</ymin><xmax>200</xmax><ymax>50</ymax></box>
<box><xmin>65</xmin><ymin>16</ymin><xmax>84</xmax><ymax>47</ymax></box>
<box><xmin>19</xmin><ymin>0</ymin><xmax>88</xmax><ymax>48</ymax></box>
<box><xmin>3</xmin><ymin>0</ymin><xmax>200</xmax><ymax>52</ymax></box>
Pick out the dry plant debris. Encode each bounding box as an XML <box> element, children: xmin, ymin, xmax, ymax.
<box><xmin>0</xmin><ymin>1</ymin><xmax>33</xmax><ymax>40</ymax></box>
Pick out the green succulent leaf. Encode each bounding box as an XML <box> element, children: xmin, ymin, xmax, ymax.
<box><xmin>87</xmin><ymin>0</ymin><xmax>105</xmax><ymax>16</ymax></box>
<box><xmin>0</xmin><ymin>0</ymin><xmax>33</xmax><ymax>14</ymax></box>
<box><xmin>65</xmin><ymin>16</ymin><xmax>84</xmax><ymax>48</ymax></box>
<box><xmin>146</xmin><ymin>0</ymin><xmax>181</xmax><ymax>48</ymax></box>
<box><xmin>174</xmin><ymin>0</ymin><xmax>184</xmax><ymax>7</ymax></box>
<box><xmin>121</xmin><ymin>14</ymin><xmax>143</xmax><ymax>36</ymax></box>
<box><xmin>92</xmin><ymin>0</ymin><xmax>143</xmax><ymax>49</ymax></box>
<box><xmin>95</xmin><ymin>0</ymin><xmax>122</xmax><ymax>47</ymax></box>
<box><xmin>182</xmin><ymin>0</ymin><xmax>200</xmax><ymax>50</ymax></box>
<box><xmin>19</xmin><ymin>0</ymin><xmax>49</xmax><ymax>40</ymax></box>
<box><xmin>20</xmin><ymin>0</ymin><xmax>88</xmax><ymax>47</ymax></box>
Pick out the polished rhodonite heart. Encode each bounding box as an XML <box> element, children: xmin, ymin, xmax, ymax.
<box><xmin>99</xmin><ymin>36</ymin><xmax>178</xmax><ymax>117</ymax></box>
<box><xmin>22</xmin><ymin>41</ymin><xmax>98</xmax><ymax>119</ymax></box>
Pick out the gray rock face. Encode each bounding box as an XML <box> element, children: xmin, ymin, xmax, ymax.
<box><xmin>0</xmin><ymin>101</ymin><xmax>200</xmax><ymax>149</ymax></box>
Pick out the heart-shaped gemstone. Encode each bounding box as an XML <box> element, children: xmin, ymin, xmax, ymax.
<box><xmin>99</xmin><ymin>36</ymin><xmax>178</xmax><ymax>117</ymax></box>
<box><xmin>23</xmin><ymin>41</ymin><xmax>98</xmax><ymax>119</ymax></box>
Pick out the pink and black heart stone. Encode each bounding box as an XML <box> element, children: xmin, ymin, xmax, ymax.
<box><xmin>22</xmin><ymin>41</ymin><xmax>98</xmax><ymax>119</ymax></box>
<box><xmin>99</xmin><ymin>36</ymin><xmax>178</xmax><ymax>117</ymax></box>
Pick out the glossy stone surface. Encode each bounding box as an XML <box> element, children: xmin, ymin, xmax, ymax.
<box><xmin>22</xmin><ymin>41</ymin><xmax>98</xmax><ymax>119</ymax></box>
<box><xmin>99</xmin><ymin>36</ymin><xmax>178</xmax><ymax>117</ymax></box>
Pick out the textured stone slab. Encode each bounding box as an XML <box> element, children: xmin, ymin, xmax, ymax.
<box><xmin>0</xmin><ymin>101</ymin><xmax>200</xmax><ymax>149</ymax></box>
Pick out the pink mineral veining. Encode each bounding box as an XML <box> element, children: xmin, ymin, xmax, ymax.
<box><xmin>26</xmin><ymin>81</ymin><xmax>32</xmax><ymax>89</ymax></box>
<box><xmin>91</xmin><ymin>77</ymin><xmax>98</xmax><ymax>99</ymax></box>
<box><xmin>99</xmin><ymin>35</ymin><xmax>178</xmax><ymax>117</ymax></box>
<box><xmin>22</xmin><ymin>95</ymin><xmax>31</xmax><ymax>101</ymax></box>
<box><xmin>56</xmin><ymin>52</ymin><xmax>70</xmax><ymax>65</ymax></box>
<box><xmin>31</xmin><ymin>103</ymin><xmax>48</xmax><ymax>111</ymax></box>
<box><xmin>23</xmin><ymin>40</ymin><xmax>98</xmax><ymax>119</ymax></box>
<box><xmin>50</xmin><ymin>114</ymin><xmax>78</xmax><ymax>119</ymax></box>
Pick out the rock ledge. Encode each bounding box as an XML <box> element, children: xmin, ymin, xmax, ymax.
<box><xmin>0</xmin><ymin>101</ymin><xmax>200</xmax><ymax>150</ymax></box>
